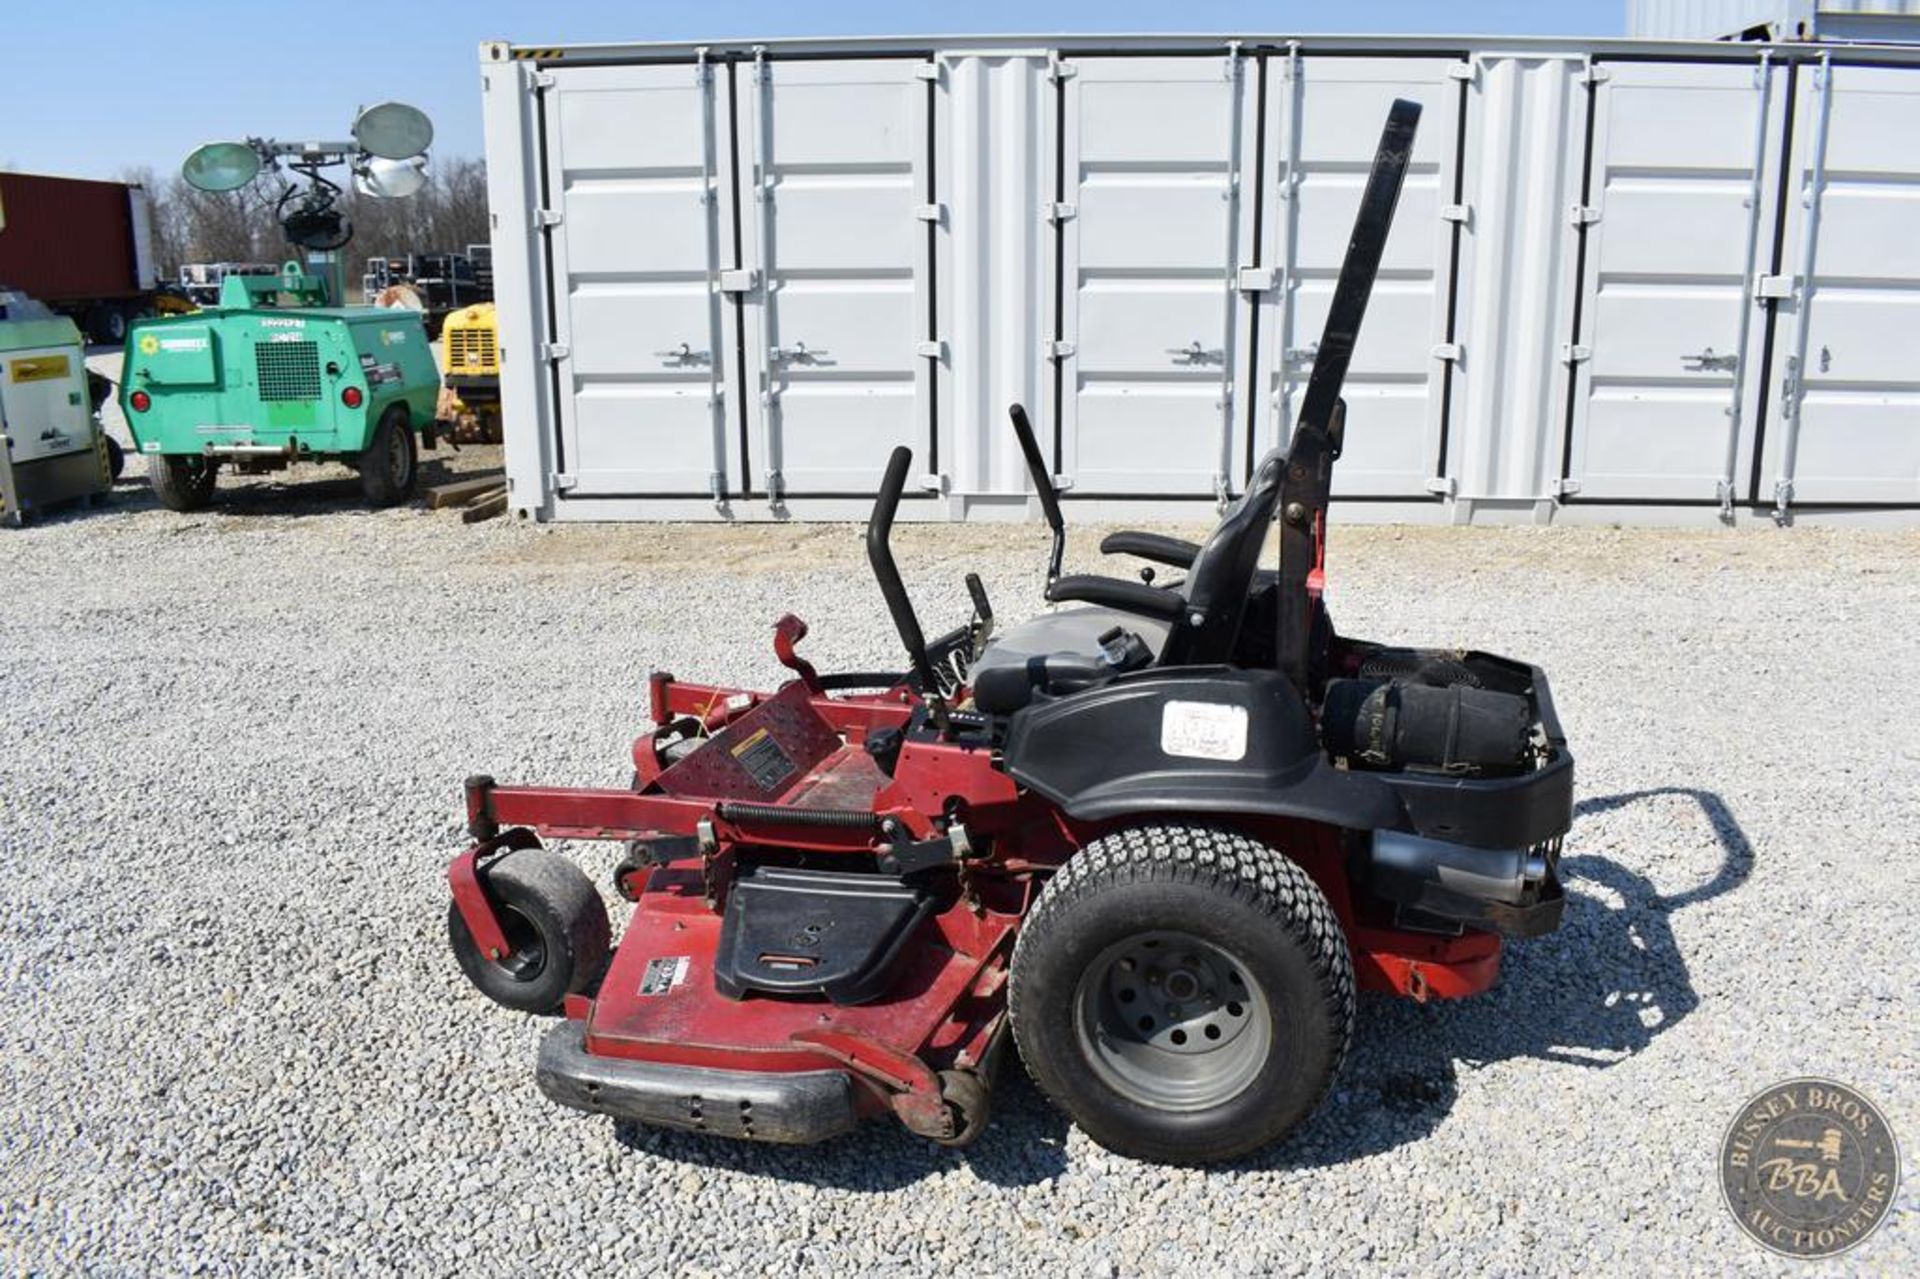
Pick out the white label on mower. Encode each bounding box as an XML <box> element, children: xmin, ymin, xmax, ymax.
<box><xmin>639</xmin><ymin>955</ymin><xmax>690</xmax><ymax>996</ymax></box>
<box><xmin>1160</xmin><ymin>701</ymin><xmax>1248</xmax><ymax>762</ymax></box>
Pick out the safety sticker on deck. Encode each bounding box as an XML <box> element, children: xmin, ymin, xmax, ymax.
<box><xmin>639</xmin><ymin>955</ymin><xmax>691</xmax><ymax>996</ymax></box>
<box><xmin>1160</xmin><ymin>700</ymin><xmax>1249</xmax><ymax>762</ymax></box>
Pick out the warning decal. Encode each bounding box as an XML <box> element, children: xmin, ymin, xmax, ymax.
<box><xmin>639</xmin><ymin>955</ymin><xmax>691</xmax><ymax>996</ymax></box>
<box><xmin>1160</xmin><ymin>700</ymin><xmax>1249</xmax><ymax>762</ymax></box>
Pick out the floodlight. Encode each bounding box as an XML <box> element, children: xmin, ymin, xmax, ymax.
<box><xmin>354</xmin><ymin>156</ymin><xmax>429</xmax><ymax>199</ymax></box>
<box><xmin>181</xmin><ymin>141</ymin><xmax>262</xmax><ymax>193</ymax></box>
<box><xmin>351</xmin><ymin>102</ymin><xmax>434</xmax><ymax>161</ymax></box>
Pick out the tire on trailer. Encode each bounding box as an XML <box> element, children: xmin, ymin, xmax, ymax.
<box><xmin>358</xmin><ymin>406</ymin><xmax>418</xmax><ymax>507</ymax></box>
<box><xmin>104</xmin><ymin>435</ymin><xmax>126</xmax><ymax>481</ymax></box>
<box><xmin>1009</xmin><ymin>823</ymin><xmax>1354</xmax><ymax>1165</ymax></box>
<box><xmin>448</xmin><ymin>847</ymin><xmax>611</xmax><ymax>1015</ymax></box>
<box><xmin>148</xmin><ymin>454</ymin><xmax>218</xmax><ymax>512</ymax></box>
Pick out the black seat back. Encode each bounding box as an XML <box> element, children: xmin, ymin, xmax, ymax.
<box><xmin>1159</xmin><ymin>447</ymin><xmax>1288</xmax><ymax>665</ymax></box>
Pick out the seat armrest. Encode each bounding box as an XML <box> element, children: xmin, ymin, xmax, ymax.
<box><xmin>1044</xmin><ymin>574</ymin><xmax>1188</xmax><ymax>621</ymax></box>
<box><xmin>1098</xmin><ymin>530</ymin><xmax>1202</xmax><ymax>569</ymax></box>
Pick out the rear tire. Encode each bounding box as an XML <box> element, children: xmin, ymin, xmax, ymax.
<box><xmin>148</xmin><ymin>455</ymin><xmax>217</xmax><ymax>512</ymax></box>
<box><xmin>104</xmin><ymin>435</ymin><xmax>126</xmax><ymax>481</ymax></box>
<box><xmin>358</xmin><ymin>407</ymin><xmax>417</xmax><ymax>507</ymax></box>
<box><xmin>449</xmin><ymin>847</ymin><xmax>611</xmax><ymax>1014</ymax></box>
<box><xmin>1009</xmin><ymin>824</ymin><xmax>1353</xmax><ymax>1164</ymax></box>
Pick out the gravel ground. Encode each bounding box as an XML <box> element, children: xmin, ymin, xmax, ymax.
<box><xmin>1</xmin><ymin>462</ymin><xmax>1915</xmax><ymax>1274</ymax></box>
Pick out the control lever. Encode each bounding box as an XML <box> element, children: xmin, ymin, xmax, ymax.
<box><xmin>965</xmin><ymin>572</ymin><xmax>995</xmax><ymax>660</ymax></box>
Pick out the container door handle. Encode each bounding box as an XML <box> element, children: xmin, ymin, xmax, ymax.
<box><xmin>1681</xmin><ymin>348</ymin><xmax>1739</xmax><ymax>373</ymax></box>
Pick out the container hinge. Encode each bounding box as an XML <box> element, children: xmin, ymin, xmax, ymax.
<box><xmin>554</xmin><ymin>472</ymin><xmax>579</xmax><ymax>492</ymax></box>
<box><xmin>1052</xmin><ymin>474</ymin><xmax>1076</xmax><ymax>492</ymax></box>
<box><xmin>919</xmin><ymin>472</ymin><xmax>947</xmax><ymax>493</ymax></box>
<box><xmin>1557</xmin><ymin>478</ymin><xmax>1583</xmax><ymax>497</ymax></box>
<box><xmin>1560</xmin><ymin>343</ymin><xmax>1591</xmax><ymax>365</ymax></box>
<box><xmin>534</xmin><ymin>208</ymin><xmax>563</xmax><ymax>228</ymax></box>
<box><xmin>1581</xmin><ymin>63</ymin><xmax>1612</xmax><ymax>85</ymax></box>
<box><xmin>531</xmin><ymin>71</ymin><xmax>557</xmax><ymax>90</ymax></box>
<box><xmin>718</xmin><ymin>268</ymin><xmax>758</xmax><ymax>294</ymax></box>
<box><xmin>1046</xmin><ymin>340</ymin><xmax>1076</xmax><ymax>358</ymax></box>
<box><xmin>915</xmin><ymin>339</ymin><xmax>946</xmax><ymax>360</ymax></box>
<box><xmin>1440</xmin><ymin>203</ymin><xmax>1471</xmax><ymax>225</ymax></box>
<box><xmin>541</xmin><ymin>342</ymin><xmax>570</xmax><ymax>362</ymax></box>
<box><xmin>1448</xmin><ymin>61</ymin><xmax>1479</xmax><ymax>83</ymax></box>
<box><xmin>914</xmin><ymin>203</ymin><xmax>946</xmax><ymax>224</ymax></box>
<box><xmin>1568</xmin><ymin>204</ymin><xmax>1601</xmax><ymax>226</ymax></box>
<box><xmin>1048</xmin><ymin>55</ymin><xmax>1077</xmax><ymax>82</ymax></box>
<box><xmin>1044</xmin><ymin>202</ymin><xmax>1077</xmax><ymax>224</ymax></box>
<box><xmin>1236</xmin><ymin>266</ymin><xmax>1278</xmax><ymax>292</ymax></box>
<box><xmin>1425</xmin><ymin>476</ymin><xmax>1457</xmax><ymax>497</ymax></box>
<box><xmin>1754</xmin><ymin>273</ymin><xmax>1794</xmax><ymax>300</ymax></box>
<box><xmin>1430</xmin><ymin>343</ymin><xmax>1462</xmax><ymax>362</ymax></box>
<box><xmin>914</xmin><ymin>61</ymin><xmax>942</xmax><ymax>82</ymax></box>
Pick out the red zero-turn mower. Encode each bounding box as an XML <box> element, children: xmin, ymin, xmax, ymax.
<box><xmin>445</xmin><ymin>101</ymin><xmax>1573</xmax><ymax>1164</ymax></box>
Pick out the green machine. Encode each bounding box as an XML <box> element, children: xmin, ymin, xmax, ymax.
<box><xmin>120</xmin><ymin>262</ymin><xmax>440</xmax><ymax>511</ymax></box>
<box><xmin>0</xmin><ymin>309</ymin><xmax>114</xmax><ymax>527</ymax></box>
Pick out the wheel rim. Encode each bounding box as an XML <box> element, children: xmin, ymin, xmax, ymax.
<box><xmin>1073</xmin><ymin>929</ymin><xmax>1271</xmax><ymax>1112</ymax></box>
<box><xmin>492</xmin><ymin>904</ymin><xmax>548</xmax><ymax>982</ymax></box>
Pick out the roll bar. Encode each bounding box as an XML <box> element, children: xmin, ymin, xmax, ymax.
<box><xmin>1006</xmin><ymin>404</ymin><xmax>1066</xmax><ymax>584</ymax></box>
<box><xmin>1274</xmin><ymin>97</ymin><xmax>1421</xmax><ymax>693</ymax></box>
<box><xmin>866</xmin><ymin>445</ymin><xmax>947</xmax><ymax>725</ymax></box>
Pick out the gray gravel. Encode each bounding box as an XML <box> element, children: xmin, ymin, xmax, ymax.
<box><xmin>1</xmin><ymin>471</ymin><xmax>1916</xmax><ymax>1274</ymax></box>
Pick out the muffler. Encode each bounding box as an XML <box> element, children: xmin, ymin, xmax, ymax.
<box><xmin>1366</xmin><ymin>829</ymin><xmax>1563</xmax><ymax>937</ymax></box>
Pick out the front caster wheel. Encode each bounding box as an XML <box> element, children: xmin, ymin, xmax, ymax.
<box><xmin>1009</xmin><ymin>824</ymin><xmax>1354</xmax><ymax>1164</ymax></box>
<box><xmin>449</xmin><ymin>847</ymin><xmax>611</xmax><ymax>1014</ymax></box>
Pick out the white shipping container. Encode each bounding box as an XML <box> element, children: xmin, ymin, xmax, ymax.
<box><xmin>481</xmin><ymin>34</ymin><xmax>1920</xmax><ymax>525</ymax></box>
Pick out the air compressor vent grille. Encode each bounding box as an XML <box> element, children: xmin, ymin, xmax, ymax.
<box><xmin>448</xmin><ymin>326</ymin><xmax>497</xmax><ymax>371</ymax></box>
<box><xmin>255</xmin><ymin>341</ymin><xmax>322</xmax><ymax>402</ymax></box>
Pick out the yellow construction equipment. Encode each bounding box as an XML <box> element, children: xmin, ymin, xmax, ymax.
<box><xmin>437</xmin><ymin>302</ymin><xmax>501</xmax><ymax>444</ymax></box>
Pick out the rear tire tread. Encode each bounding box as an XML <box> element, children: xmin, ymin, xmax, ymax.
<box><xmin>1009</xmin><ymin>823</ymin><xmax>1354</xmax><ymax>1163</ymax></box>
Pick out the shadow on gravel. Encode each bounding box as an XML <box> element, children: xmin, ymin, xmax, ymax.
<box><xmin>1238</xmin><ymin>786</ymin><xmax>1755</xmax><ymax>1175</ymax></box>
<box><xmin>612</xmin><ymin>1064</ymin><xmax>1072</xmax><ymax>1189</ymax></box>
<box><xmin>613</xmin><ymin>788</ymin><xmax>1752</xmax><ymax>1187</ymax></box>
<box><xmin>14</xmin><ymin>453</ymin><xmax>479</xmax><ymax>526</ymax></box>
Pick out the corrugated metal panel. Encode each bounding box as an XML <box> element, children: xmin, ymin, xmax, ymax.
<box><xmin>485</xmin><ymin>35</ymin><xmax>1920</xmax><ymax>525</ymax></box>
<box><xmin>1625</xmin><ymin>0</ymin><xmax>1809</xmax><ymax>40</ymax></box>
<box><xmin>0</xmin><ymin>173</ymin><xmax>141</xmax><ymax>304</ymax></box>
<box><xmin>1625</xmin><ymin>0</ymin><xmax>1920</xmax><ymax>40</ymax></box>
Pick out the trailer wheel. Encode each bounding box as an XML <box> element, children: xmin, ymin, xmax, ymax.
<box><xmin>1009</xmin><ymin>824</ymin><xmax>1354</xmax><ymax>1165</ymax></box>
<box><xmin>104</xmin><ymin>435</ymin><xmax>125</xmax><ymax>482</ymax></box>
<box><xmin>359</xmin><ymin>408</ymin><xmax>417</xmax><ymax>507</ymax></box>
<box><xmin>148</xmin><ymin>455</ymin><xmax>217</xmax><ymax>512</ymax></box>
<box><xmin>449</xmin><ymin>847</ymin><xmax>611</xmax><ymax>1014</ymax></box>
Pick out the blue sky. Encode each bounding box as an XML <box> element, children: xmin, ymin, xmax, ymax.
<box><xmin>3</xmin><ymin>1</ymin><xmax>1622</xmax><ymax>180</ymax></box>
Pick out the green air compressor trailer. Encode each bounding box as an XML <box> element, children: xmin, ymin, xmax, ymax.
<box><xmin>120</xmin><ymin>263</ymin><xmax>440</xmax><ymax>511</ymax></box>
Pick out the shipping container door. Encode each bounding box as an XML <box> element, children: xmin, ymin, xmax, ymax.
<box><xmin>541</xmin><ymin>62</ymin><xmax>735</xmax><ymax>497</ymax></box>
<box><xmin>1563</xmin><ymin>59</ymin><xmax>1786</xmax><ymax>502</ymax></box>
<box><xmin>1055</xmin><ymin>54</ymin><xmax>1259</xmax><ymax>498</ymax></box>
<box><xmin>1254</xmin><ymin>56</ymin><xmax>1463</xmax><ymax>497</ymax></box>
<box><xmin>1761</xmin><ymin>62</ymin><xmax>1920</xmax><ymax>508</ymax></box>
<box><xmin>739</xmin><ymin>58</ymin><xmax>933</xmax><ymax>497</ymax></box>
